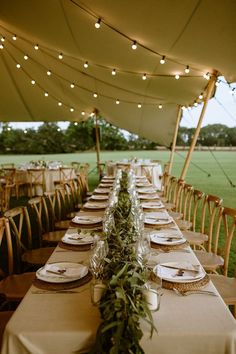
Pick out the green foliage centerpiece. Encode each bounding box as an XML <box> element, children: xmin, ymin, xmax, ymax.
<box><xmin>89</xmin><ymin>171</ymin><xmax>156</xmax><ymax>354</ymax></box>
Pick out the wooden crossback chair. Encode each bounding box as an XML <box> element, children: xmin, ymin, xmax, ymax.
<box><xmin>0</xmin><ymin>183</ymin><xmax>14</xmax><ymax>215</ymax></box>
<box><xmin>209</xmin><ymin>207</ymin><xmax>236</xmax><ymax>317</ymax></box>
<box><xmin>4</xmin><ymin>206</ymin><xmax>54</xmax><ymax>270</ymax></box>
<box><xmin>28</xmin><ymin>197</ymin><xmax>65</xmax><ymax>246</ymax></box>
<box><xmin>174</xmin><ymin>182</ymin><xmax>193</xmax><ymax>230</ymax></box>
<box><xmin>0</xmin><ymin>217</ymin><xmax>35</xmax><ymax>303</ymax></box>
<box><xmin>27</xmin><ymin>168</ymin><xmax>46</xmax><ymax>197</ymax></box>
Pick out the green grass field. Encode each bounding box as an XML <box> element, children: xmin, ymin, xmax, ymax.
<box><xmin>1</xmin><ymin>150</ymin><xmax>235</xmax><ymax>207</ymax></box>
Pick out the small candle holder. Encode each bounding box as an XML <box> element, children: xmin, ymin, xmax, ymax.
<box><xmin>143</xmin><ymin>278</ymin><xmax>162</xmax><ymax>312</ymax></box>
<box><xmin>90</xmin><ymin>279</ymin><xmax>106</xmax><ymax>306</ymax></box>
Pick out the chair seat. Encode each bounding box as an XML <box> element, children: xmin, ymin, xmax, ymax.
<box><xmin>210</xmin><ymin>274</ymin><xmax>236</xmax><ymax>305</ymax></box>
<box><xmin>55</xmin><ymin>220</ymin><xmax>71</xmax><ymax>230</ymax></box>
<box><xmin>175</xmin><ymin>219</ymin><xmax>192</xmax><ymax>231</ymax></box>
<box><xmin>168</xmin><ymin>211</ymin><xmax>183</xmax><ymax>220</ymax></box>
<box><xmin>182</xmin><ymin>230</ymin><xmax>208</xmax><ymax>246</ymax></box>
<box><xmin>0</xmin><ymin>273</ymin><xmax>35</xmax><ymax>301</ymax></box>
<box><xmin>162</xmin><ymin>202</ymin><xmax>175</xmax><ymax>210</ymax></box>
<box><xmin>22</xmin><ymin>247</ymin><xmax>54</xmax><ymax>266</ymax></box>
<box><xmin>194</xmin><ymin>250</ymin><xmax>224</xmax><ymax>272</ymax></box>
<box><xmin>42</xmin><ymin>230</ymin><xmax>65</xmax><ymax>245</ymax></box>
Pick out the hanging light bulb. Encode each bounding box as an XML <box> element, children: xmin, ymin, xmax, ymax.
<box><xmin>31</xmin><ymin>80</ymin><xmax>36</xmax><ymax>85</ymax></box>
<box><xmin>34</xmin><ymin>44</ymin><xmax>39</xmax><ymax>50</ymax></box>
<box><xmin>138</xmin><ymin>103</ymin><xmax>142</xmax><ymax>108</ymax></box>
<box><xmin>95</xmin><ymin>18</ymin><xmax>101</xmax><ymax>29</ymax></box>
<box><xmin>194</xmin><ymin>101</ymin><xmax>198</xmax><ymax>107</ymax></box>
<box><xmin>44</xmin><ymin>92</ymin><xmax>49</xmax><ymax>97</ymax></box>
<box><xmin>203</xmin><ymin>72</ymin><xmax>210</xmax><ymax>80</ymax></box>
<box><xmin>160</xmin><ymin>56</ymin><xmax>166</xmax><ymax>64</ymax></box>
<box><xmin>0</xmin><ymin>43</ymin><xmax>4</xmax><ymax>49</ymax></box>
<box><xmin>93</xmin><ymin>92</ymin><xmax>98</xmax><ymax>98</ymax></box>
<box><xmin>12</xmin><ymin>34</ymin><xmax>17</xmax><ymax>41</ymax></box>
<box><xmin>24</xmin><ymin>129</ymin><xmax>27</xmax><ymax>134</ymax></box>
<box><xmin>112</xmin><ymin>68</ymin><xmax>116</xmax><ymax>76</ymax></box>
<box><xmin>142</xmin><ymin>73</ymin><xmax>147</xmax><ymax>80</ymax></box>
<box><xmin>215</xmin><ymin>80</ymin><xmax>220</xmax><ymax>87</ymax></box>
<box><xmin>1</xmin><ymin>37</ymin><xmax>5</xmax><ymax>42</ymax></box>
<box><xmin>70</xmin><ymin>108</ymin><xmax>74</xmax><ymax>112</ymax></box>
<box><xmin>58</xmin><ymin>53</ymin><xmax>63</xmax><ymax>60</ymax></box>
<box><xmin>158</xmin><ymin>104</ymin><xmax>163</xmax><ymax>109</ymax></box>
<box><xmin>84</xmin><ymin>61</ymin><xmax>88</xmax><ymax>68</ymax></box>
<box><xmin>57</xmin><ymin>128</ymin><xmax>61</xmax><ymax>132</ymax></box>
<box><xmin>187</xmin><ymin>106</ymin><xmax>192</xmax><ymax>111</ymax></box>
<box><xmin>58</xmin><ymin>102</ymin><xmax>62</xmax><ymax>106</ymax></box>
<box><xmin>7</xmin><ymin>127</ymin><xmax>11</xmax><ymax>131</ymax></box>
<box><xmin>70</xmin><ymin>83</ymin><xmax>75</xmax><ymax>88</ymax></box>
<box><xmin>24</xmin><ymin>54</ymin><xmax>28</xmax><ymax>60</ymax></box>
<box><xmin>199</xmin><ymin>93</ymin><xmax>203</xmax><ymax>100</ymax></box>
<box><xmin>175</xmin><ymin>74</ymin><xmax>180</xmax><ymax>80</ymax></box>
<box><xmin>81</xmin><ymin>111</ymin><xmax>85</xmax><ymax>115</ymax></box>
<box><xmin>181</xmin><ymin>106</ymin><xmax>186</xmax><ymax>111</ymax></box>
<box><xmin>185</xmin><ymin>65</ymin><xmax>190</xmax><ymax>74</ymax></box>
<box><xmin>131</xmin><ymin>41</ymin><xmax>137</xmax><ymax>50</ymax></box>
<box><xmin>16</xmin><ymin>63</ymin><xmax>21</xmax><ymax>69</ymax></box>
<box><xmin>47</xmin><ymin>70</ymin><xmax>52</xmax><ymax>76</ymax></box>
<box><xmin>116</xmin><ymin>99</ymin><xmax>120</xmax><ymax>105</ymax></box>
<box><xmin>74</xmin><ymin>122</ymin><xmax>78</xmax><ymax>126</ymax></box>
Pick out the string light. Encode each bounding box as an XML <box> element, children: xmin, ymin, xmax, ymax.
<box><xmin>81</xmin><ymin>111</ymin><xmax>85</xmax><ymax>115</ymax></box>
<box><xmin>182</xmin><ymin>106</ymin><xmax>187</xmax><ymax>111</ymax></box>
<box><xmin>203</xmin><ymin>72</ymin><xmax>210</xmax><ymax>80</ymax></box>
<box><xmin>175</xmin><ymin>74</ymin><xmax>180</xmax><ymax>80</ymax></box>
<box><xmin>24</xmin><ymin>129</ymin><xmax>27</xmax><ymax>134</ymax></box>
<box><xmin>160</xmin><ymin>56</ymin><xmax>166</xmax><ymax>64</ymax></box>
<box><xmin>215</xmin><ymin>80</ymin><xmax>220</xmax><ymax>87</ymax></box>
<box><xmin>199</xmin><ymin>93</ymin><xmax>203</xmax><ymax>99</ymax></box>
<box><xmin>158</xmin><ymin>104</ymin><xmax>163</xmax><ymax>109</ymax></box>
<box><xmin>185</xmin><ymin>65</ymin><xmax>190</xmax><ymax>74</ymax></box>
<box><xmin>131</xmin><ymin>41</ymin><xmax>137</xmax><ymax>50</ymax></box>
<box><xmin>58</xmin><ymin>102</ymin><xmax>62</xmax><ymax>106</ymax></box>
<box><xmin>70</xmin><ymin>83</ymin><xmax>75</xmax><ymax>88</ymax></box>
<box><xmin>111</xmin><ymin>68</ymin><xmax>116</xmax><ymax>76</ymax></box>
<box><xmin>70</xmin><ymin>108</ymin><xmax>74</xmax><ymax>112</ymax></box>
<box><xmin>16</xmin><ymin>63</ymin><xmax>21</xmax><ymax>69</ymax></box>
<box><xmin>57</xmin><ymin>128</ymin><xmax>61</xmax><ymax>132</ymax></box>
<box><xmin>84</xmin><ymin>61</ymin><xmax>88</xmax><ymax>68</ymax></box>
<box><xmin>138</xmin><ymin>103</ymin><xmax>142</xmax><ymax>108</ymax></box>
<box><xmin>47</xmin><ymin>70</ymin><xmax>52</xmax><ymax>76</ymax></box>
<box><xmin>95</xmin><ymin>18</ymin><xmax>101</xmax><ymax>29</ymax></box>
<box><xmin>93</xmin><ymin>92</ymin><xmax>98</xmax><ymax>98</ymax></box>
<box><xmin>194</xmin><ymin>101</ymin><xmax>198</xmax><ymax>107</ymax></box>
<box><xmin>44</xmin><ymin>92</ymin><xmax>49</xmax><ymax>97</ymax></box>
<box><xmin>142</xmin><ymin>73</ymin><xmax>147</xmax><ymax>80</ymax></box>
<box><xmin>0</xmin><ymin>44</ymin><xmax>4</xmax><ymax>49</ymax></box>
<box><xmin>24</xmin><ymin>54</ymin><xmax>28</xmax><ymax>60</ymax></box>
<box><xmin>58</xmin><ymin>53</ymin><xmax>63</xmax><ymax>60</ymax></box>
<box><xmin>12</xmin><ymin>34</ymin><xmax>17</xmax><ymax>40</ymax></box>
<box><xmin>74</xmin><ymin>122</ymin><xmax>78</xmax><ymax>125</ymax></box>
<box><xmin>34</xmin><ymin>44</ymin><xmax>39</xmax><ymax>50</ymax></box>
<box><xmin>1</xmin><ymin>36</ymin><xmax>5</xmax><ymax>42</ymax></box>
<box><xmin>116</xmin><ymin>99</ymin><xmax>120</xmax><ymax>104</ymax></box>
<box><xmin>31</xmin><ymin>80</ymin><xmax>36</xmax><ymax>85</ymax></box>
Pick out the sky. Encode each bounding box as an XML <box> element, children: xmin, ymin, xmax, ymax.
<box><xmin>9</xmin><ymin>77</ymin><xmax>236</xmax><ymax>131</ymax></box>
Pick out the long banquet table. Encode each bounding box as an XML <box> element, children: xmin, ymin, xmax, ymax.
<box><xmin>1</xmin><ymin>177</ymin><xmax>236</xmax><ymax>354</ymax></box>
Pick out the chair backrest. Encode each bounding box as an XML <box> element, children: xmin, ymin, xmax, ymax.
<box><xmin>59</xmin><ymin>167</ymin><xmax>74</xmax><ymax>184</ymax></box>
<box><xmin>28</xmin><ymin>197</ymin><xmax>52</xmax><ymax>243</ymax></box>
<box><xmin>1</xmin><ymin>163</ymin><xmax>15</xmax><ymax>169</ymax></box>
<box><xmin>0</xmin><ymin>217</ymin><xmax>14</xmax><ymax>276</ymax></box>
<box><xmin>2</xmin><ymin>168</ymin><xmax>16</xmax><ymax>185</ymax></box>
<box><xmin>0</xmin><ymin>183</ymin><xmax>14</xmax><ymax>214</ymax></box>
<box><xmin>189</xmin><ymin>189</ymin><xmax>205</xmax><ymax>232</ymax></box>
<box><xmin>177</xmin><ymin>182</ymin><xmax>193</xmax><ymax>218</ymax></box>
<box><xmin>200</xmin><ymin>194</ymin><xmax>223</xmax><ymax>252</ymax></box>
<box><xmin>70</xmin><ymin>162</ymin><xmax>80</xmax><ymax>174</ymax></box>
<box><xmin>174</xmin><ymin>179</ymin><xmax>186</xmax><ymax>213</ymax></box>
<box><xmin>166</xmin><ymin>176</ymin><xmax>178</xmax><ymax>205</ymax></box>
<box><xmin>77</xmin><ymin>172</ymin><xmax>89</xmax><ymax>199</ymax></box>
<box><xmin>213</xmin><ymin>206</ymin><xmax>236</xmax><ymax>276</ymax></box>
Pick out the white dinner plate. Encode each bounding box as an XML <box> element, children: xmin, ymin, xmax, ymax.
<box><xmin>150</xmin><ymin>231</ymin><xmax>186</xmax><ymax>245</ymax></box>
<box><xmin>72</xmin><ymin>215</ymin><xmax>103</xmax><ymax>224</ymax></box>
<box><xmin>153</xmin><ymin>262</ymin><xmax>205</xmax><ymax>283</ymax></box>
<box><xmin>62</xmin><ymin>232</ymin><xmax>94</xmax><ymax>245</ymax></box>
<box><xmin>36</xmin><ymin>262</ymin><xmax>88</xmax><ymax>283</ymax></box>
<box><xmin>94</xmin><ymin>188</ymin><xmax>110</xmax><ymax>194</ymax></box>
<box><xmin>99</xmin><ymin>183</ymin><xmax>113</xmax><ymax>188</ymax></box>
<box><xmin>91</xmin><ymin>195</ymin><xmax>109</xmax><ymax>201</ymax></box>
<box><xmin>139</xmin><ymin>194</ymin><xmax>160</xmax><ymax>200</ymax></box>
<box><xmin>142</xmin><ymin>201</ymin><xmax>164</xmax><ymax>209</ymax></box>
<box><xmin>138</xmin><ymin>187</ymin><xmax>157</xmax><ymax>194</ymax></box>
<box><xmin>84</xmin><ymin>202</ymin><xmax>107</xmax><ymax>209</ymax></box>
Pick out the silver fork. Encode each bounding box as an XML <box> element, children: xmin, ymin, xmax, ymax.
<box><xmin>173</xmin><ymin>288</ymin><xmax>218</xmax><ymax>297</ymax></box>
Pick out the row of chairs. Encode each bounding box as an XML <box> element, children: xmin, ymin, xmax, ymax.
<box><xmin>161</xmin><ymin>174</ymin><xmax>236</xmax><ymax>315</ymax></box>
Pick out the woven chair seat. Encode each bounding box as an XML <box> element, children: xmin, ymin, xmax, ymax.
<box><xmin>168</xmin><ymin>211</ymin><xmax>183</xmax><ymax>220</ymax></box>
<box><xmin>175</xmin><ymin>219</ymin><xmax>192</xmax><ymax>231</ymax></box>
<box><xmin>22</xmin><ymin>247</ymin><xmax>54</xmax><ymax>266</ymax></box>
<box><xmin>194</xmin><ymin>250</ymin><xmax>224</xmax><ymax>272</ymax></box>
<box><xmin>182</xmin><ymin>230</ymin><xmax>208</xmax><ymax>247</ymax></box>
<box><xmin>0</xmin><ymin>273</ymin><xmax>35</xmax><ymax>302</ymax></box>
<box><xmin>42</xmin><ymin>230</ymin><xmax>65</xmax><ymax>245</ymax></box>
<box><xmin>210</xmin><ymin>274</ymin><xmax>236</xmax><ymax>304</ymax></box>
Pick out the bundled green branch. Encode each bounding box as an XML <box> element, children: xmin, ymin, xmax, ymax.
<box><xmin>89</xmin><ymin>172</ymin><xmax>156</xmax><ymax>354</ymax></box>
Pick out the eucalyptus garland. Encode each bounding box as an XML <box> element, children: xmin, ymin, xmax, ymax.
<box><xmin>89</xmin><ymin>172</ymin><xmax>156</xmax><ymax>354</ymax></box>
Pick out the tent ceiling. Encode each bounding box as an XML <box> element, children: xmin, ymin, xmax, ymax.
<box><xmin>0</xmin><ymin>0</ymin><xmax>235</xmax><ymax>146</ymax></box>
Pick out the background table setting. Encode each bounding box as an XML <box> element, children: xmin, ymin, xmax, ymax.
<box><xmin>2</xmin><ymin>168</ymin><xmax>236</xmax><ymax>354</ymax></box>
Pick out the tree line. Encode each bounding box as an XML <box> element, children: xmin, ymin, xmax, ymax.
<box><xmin>0</xmin><ymin>120</ymin><xmax>235</xmax><ymax>154</ymax></box>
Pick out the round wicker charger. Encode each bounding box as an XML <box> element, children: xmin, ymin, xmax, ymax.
<box><xmin>58</xmin><ymin>241</ymin><xmax>92</xmax><ymax>252</ymax></box>
<box><xmin>150</xmin><ymin>272</ymin><xmax>209</xmax><ymax>291</ymax></box>
<box><xmin>33</xmin><ymin>272</ymin><xmax>92</xmax><ymax>291</ymax></box>
<box><xmin>70</xmin><ymin>221</ymin><xmax>102</xmax><ymax>230</ymax></box>
<box><xmin>151</xmin><ymin>240</ymin><xmax>189</xmax><ymax>251</ymax></box>
<box><xmin>145</xmin><ymin>221</ymin><xmax>176</xmax><ymax>230</ymax></box>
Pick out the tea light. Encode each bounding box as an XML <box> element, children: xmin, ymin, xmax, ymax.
<box><xmin>143</xmin><ymin>288</ymin><xmax>159</xmax><ymax>311</ymax></box>
<box><xmin>92</xmin><ymin>283</ymin><xmax>106</xmax><ymax>304</ymax></box>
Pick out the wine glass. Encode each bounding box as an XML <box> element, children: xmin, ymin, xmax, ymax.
<box><xmin>136</xmin><ymin>233</ymin><xmax>151</xmax><ymax>267</ymax></box>
<box><xmin>89</xmin><ymin>240</ymin><xmax>108</xmax><ymax>279</ymax></box>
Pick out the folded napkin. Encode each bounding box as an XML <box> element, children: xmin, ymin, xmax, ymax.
<box><xmin>40</xmin><ymin>263</ymin><xmax>88</xmax><ymax>278</ymax></box>
<box><xmin>72</xmin><ymin>216</ymin><xmax>102</xmax><ymax>224</ymax></box>
<box><xmin>155</xmin><ymin>262</ymin><xmax>203</xmax><ymax>282</ymax></box>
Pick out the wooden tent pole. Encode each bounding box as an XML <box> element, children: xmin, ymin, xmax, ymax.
<box><xmin>94</xmin><ymin>111</ymin><xmax>102</xmax><ymax>178</ymax></box>
<box><xmin>180</xmin><ymin>73</ymin><xmax>217</xmax><ymax>180</ymax></box>
<box><xmin>167</xmin><ymin>105</ymin><xmax>182</xmax><ymax>175</ymax></box>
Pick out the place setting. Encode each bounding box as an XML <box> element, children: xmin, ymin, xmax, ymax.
<box><xmin>90</xmin><ymin>194</ymin><xmax>109</xmax><ymax>201</ymax></box>
<box><xmin>59</xmin><ymin>229</ymin><xmax>100</xmax><ymax>251</ymax></box>
<box><xmin>137</xmin><ymin>186</ymin><xmax>157</xmax><ymax>194</ymax></box>
<box><xmin>70</xmin><ymin>215</ymin><xmax>103</xmax><ymax>229</ymax></box>
<box><xmin>93</xmin><ymin>187</ymin><xmax>111</xmax><ymax>194</ymax></box>
<box><xmin>144</xmin><ymin>211</ymin><xmax>174</xmax><ymax>228</ymax></box>
<box><xmin>83</xmin><ymin>201</ymin><xmax>108</xmax><ymax>210</ymax></box>
<box><xmin>141</xmin><ymin>200</ymin><xmax>165</xmax><ymax>210</ymax></box>
<box><xmin>33</xmin><ymin>261</ymin><xmax>92</xmax><ymax>291</ymax></box>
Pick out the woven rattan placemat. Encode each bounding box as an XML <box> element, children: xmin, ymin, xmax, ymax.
<box><xmin>33</xmin><ymin>272</ymin><xmax>92</xmax><ymax>290</ymax></box>
<box><xmin>162</xmin><ymin>274</ymin><xmax>210</xmax><ymax>291</ymax></box>
<box><xmin>151</xmin><ymin>240</ymin><xmax>189</xmax><ymax>251</ymax></box>
<box><xmin>58</xmin><ymin>241</ymin><xmax>92</xmax><ymax>252</ymax></box>
<box><xmin>70</xmin><ymin>221</ymin><xmax>102</xmax><ymax>230</ymax></box>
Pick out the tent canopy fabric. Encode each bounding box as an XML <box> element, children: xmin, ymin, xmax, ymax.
<box><xmin>0</xmin><ymin>0</ymin><xmax>235</xmax><ymax>146</ymax></box>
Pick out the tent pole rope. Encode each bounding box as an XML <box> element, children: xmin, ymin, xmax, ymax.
<box><xmin>167</xmin><ymin>105</ymin><xmax>182</xmax><ymax>175</ymax></box>
<box><xmin>208</xmin><ymin>148</ymin><xmax>235</xmax><ymax>187</ymax></box>
<box><xmin>175</xmin><ymin>151</ymin><xmax>211</xmax><ymax>177</ymax></box>
<box><xmin>180</xmin><ymin>71</ymin><xmax>217</xmax><ymax>180</ymax></box>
